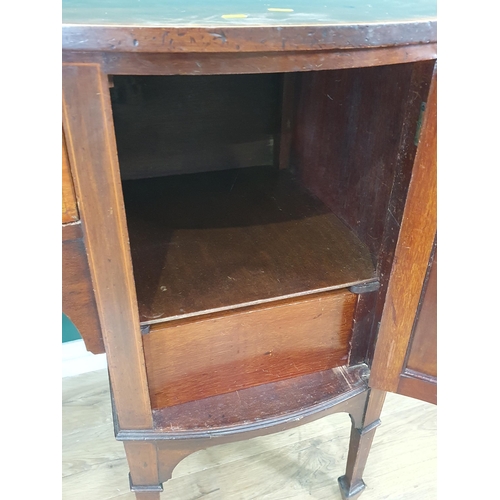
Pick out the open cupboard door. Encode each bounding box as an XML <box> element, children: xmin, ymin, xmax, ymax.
<box><xmin>369</xmin><ymin>70</ymin><xmax>437</xmax><ymax>405</ymax></box>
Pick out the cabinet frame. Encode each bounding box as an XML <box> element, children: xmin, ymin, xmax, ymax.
<box><xmin>62</xmin><ymin>17</ymin><xmax>437</xmax><ymax>499</ymax></box>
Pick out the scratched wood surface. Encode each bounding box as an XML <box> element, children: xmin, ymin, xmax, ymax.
<box><xmin>62</xmin><ymin>369</ymin><xmax>436</xmax><ymax>499</ymax></box>
<box><xmin>123</xmin><ymin>166</ymin><xmax>375</xmax><ymax>324</ymax></box>
<box><xmin>62</xmin><ymin>1</ymin><xmax>436</xmax><ymax>54</ymax></box>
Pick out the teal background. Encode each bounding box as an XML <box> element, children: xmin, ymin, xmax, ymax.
<box><xmin>63</xmin><ymin>0</ymin><xmax>437</xmax><ymax>26</ymax></box>
<box><xmin>63</xmin><ymin>313</ymin><xmax>82</xmax><ymax>343</ymax></box>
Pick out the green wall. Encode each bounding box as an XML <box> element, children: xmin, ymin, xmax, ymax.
<box><xmin>63</xmin><ymin>313</ymin><xmax>82</xmax><ymax>343</ymax></box>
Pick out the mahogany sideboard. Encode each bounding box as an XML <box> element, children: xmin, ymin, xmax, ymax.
<box><xmin>62</xmin><ymin>1</ymin><xmax>437</xmax><ymax>498</ymax></box>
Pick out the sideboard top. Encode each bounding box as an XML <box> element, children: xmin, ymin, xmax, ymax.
<box><xmin>63</xmin><ymin>0</ymin><xmax>436</xmax><ymax>27</ymax></box>
<box><xmin>62</xmin><ymin>0</ymin><xmax>436</xmax><ymax>53</ymax></box>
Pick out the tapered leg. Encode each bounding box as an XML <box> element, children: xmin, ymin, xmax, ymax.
<box><xmin>338</xmin><ymin>389</ymin><xmax>386</xmax><ymax>500</ymax></box>
<box><xmin>125</xmin><ymin>442</ymin><xmax>163</xmax><ymax>500</ymax></box>
<box><xmin>133</xmin><ymin>493</ymin><xmax>161</xmax><ymax>500</ymax></box>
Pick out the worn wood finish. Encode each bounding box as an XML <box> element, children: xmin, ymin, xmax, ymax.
<box><xmin>123</xmin><ymin>166</ymin><xmax>375</xmax><ymax>324</ymax></box>
<box><xmin>111</xmin><ymin>74</ymin><xmax>280</xmax><ymax>180</ymax></box>
<box><xmin>62</xmin><ymin>223</ymin><xmax>104</xmax><ymax>354</ymax></box>
<box><xmin>62</xmin><ymin>130</ymin><xmax>79</xmax><ymax>223</ymax></box>
<box><xmin>144</xmin><ymin>289</ymin><xmax>356</xmax><ymax>409</ymax></box>
<box><xmin>62</xmin><ymin>63</ymin><xmax>152</xmax><ymax>430</ymax></box>
<box><xmin>369</xmin><ymin>69</ymin><xmax>437</xmax><ymax>394</ymax></box>
<box><xmin>138</xmin><ymin>364</ymin><xmax>369</xmax><ymax>436</ymax></box>
<box><xmin>63</xmin><ymin>22</ymin><xmax>436</xmax><ymax>54</ymax></box>
<box><xmin>62</xmin><ymin>220</ymin><xmax>83</xmax><ymax>242</ymax></box>
<box><xmin>62</xmin><ymin>44</ymin><xmax>437</xmax><ymax>77</ymax></box>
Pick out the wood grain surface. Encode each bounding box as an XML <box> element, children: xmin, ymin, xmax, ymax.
<box><xmin>291</xmin><ymin>62</ymin><xmax>432</xmax><ymax>262</ymax></box>
<box><xmin>62</xmin><ymin>224</ymin><xmax>104</xmax><ymax>354</ymax></box>
<box><xmin>396</xmin><ymin>243</ymin><xmax>437</xmax><ymax>405</ymax></box>
<box><xmin>406</xmin><ymin>246</ymin><xmax>437</xmax><ymax>378</ymax></box>
<box><xmin>62</xmin><ymin>22</ymin><xmax>436</xmax><ymax>54</ymax></box>
<box><xmin>143</xmin><ymin>290</ymin><xmax>357</xmax><ymax>409</ymax></box>
<box><xmin>123</xmin><ymin>166</ymin><xmax>375</xmax><ymax>324</ymax></box>
<box><xmin>63</xmin><ymin>63</ymin><xmax>153</xmax><ymax>429</ymax></box>
<box><xmin>369</xmin><ymin>69</ymin><xmax>437</xmax><ymax>394</ymax></box>
<box><xmin>62</xmin><ymin>44</ymin><xmax>437</xmax><ymax>77</ymax></box>
<box><xmin>62</xmin><ymin>130</ymin><xmax>79</xmax><ymax>223</ymax></box>
<box><xmin>62</xmin><ymin>369</ymin><xmax>437</xmax><ymax>500</ymax></box>
<box><xmin>151</xmin><ymin>364</ymin><xmax>368</xmax><ymax>433</ymax></box>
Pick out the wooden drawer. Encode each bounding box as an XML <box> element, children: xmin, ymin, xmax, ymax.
<box><xmin>143</xmin><ymin>288</ymin><xmax>357</xmax><ymax>409</ymax></box>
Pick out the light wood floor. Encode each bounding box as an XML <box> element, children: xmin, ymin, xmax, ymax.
<box><xmin>63</xmin><ymin>369</ymin><xmax>436</xmax><ymax>500</ymax></box>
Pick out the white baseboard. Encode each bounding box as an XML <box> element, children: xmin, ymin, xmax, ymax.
<box><xmin>62</xmin><ymin>339</ymin><xmax>108</xmax><ymax>378</ymax></box>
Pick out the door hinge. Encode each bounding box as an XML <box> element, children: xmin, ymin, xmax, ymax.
<box><xmin>349</xmin><ymin>280</ymin><xmax>380</xmax><ymax>294</ymax></box>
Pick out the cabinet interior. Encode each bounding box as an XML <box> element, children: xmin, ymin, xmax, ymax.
<box><xmin>109</xmin><ymin>62</ymin><xmax>433</xmax><ymax>410</ymax></box>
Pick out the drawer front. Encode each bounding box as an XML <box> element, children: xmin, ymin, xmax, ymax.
<box><xmin>143</xmin><ymin>289</ymin><xmax>357</xmax><ymax>409</ymax></box>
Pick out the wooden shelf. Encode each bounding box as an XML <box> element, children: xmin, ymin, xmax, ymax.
<box><xmin>122</xmin><ymin>166</ymin><xmax>376</xmax><ymax>324</ymax></box>
<box><xmin>115</xmin><ymin>363</ymin><xmax>369</xmax><ymax>439</ymax></box>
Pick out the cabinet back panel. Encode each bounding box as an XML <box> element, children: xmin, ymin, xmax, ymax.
<box><xmin>291</xmin><ymin>62</ymin><xmax>434</xmax><ymax>263</ymax></box>
<box><xmin>111</xmin><ymin>74</ymin><xmax>281</xmax><ymax>179</ymax></box>
<box><xmin>143</xmin><ymin>289</ymin><xmax>356</xmax><ymax>409</ymax></box>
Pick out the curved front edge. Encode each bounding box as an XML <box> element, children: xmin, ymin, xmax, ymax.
<box><xmin>115</xmin><ymin>364</ymin><xmax>372</xmax><ymax>492</ymax></box>
<box><xmin>155</xmin><ymin>390</ymin><xmax>369</xmax><ymax>485</ymax></box>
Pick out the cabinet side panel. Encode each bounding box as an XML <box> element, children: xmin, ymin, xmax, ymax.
<box><xmin>292</xmin><ymin>63</ymin><xmax>417</xmax><ymax>260</ymax></box>
<box><xmin>369</xmin><ymin>69</ymin><xmax>437</xmax><ymax>394</ymax></box>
